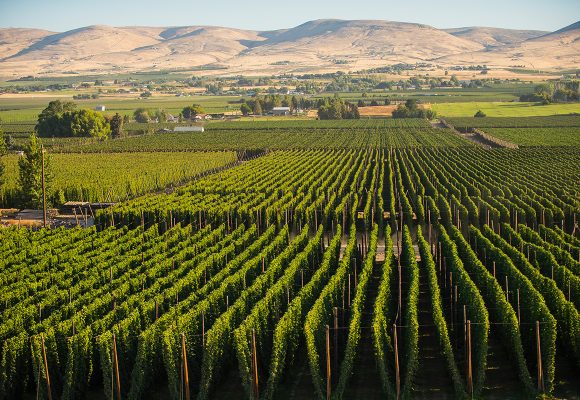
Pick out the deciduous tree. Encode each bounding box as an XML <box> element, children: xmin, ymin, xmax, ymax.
<box><xmin>71</xmin><ymin>109</ymin><xmax>111</xmax><ymax>139</ymax></box>
<box><xmin>182</xmin><ymin>104</ymin><xmax>205</xmax><ymax>120</ymax></box>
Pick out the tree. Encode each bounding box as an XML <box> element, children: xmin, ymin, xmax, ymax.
<box><xmin>134</xmin><ymin>108</ymin><xmax>150</xmax><ymax>123</ymax></box>
<box><xmin>370</xmin><ymin>100</ymin><xmax>379</xmax><ymax>107</ymax></box>
<box><xmin>153</xmin><ymin>109</ymin><xmax>168</xmax><ymax>123</ymax></box>
<box><xmin>392</xmin><ymin>102</ymin><xmax>437</xmax><ymax>120</ymax></box>
<box><xmin>392</xmin><ymin>105</ymin><xmax>411</xmax><ymax>118</ymax></box>
<box><xmin>474</xmin><ymin>110</ymin><xmax>487</xmax><ymax>118</ymax></box>
<box><xmin>240</xmin><ymin>103</ymin><xmax>252</xmax><ymax>116</ymax></box>
<box><xmin>291</xmin><ymin>96</ymin><xmax>299</xmax><ymax>111</ymax></box>
<box><xmin>253</xmin><ymin>100</ymin><xmax>263</xmax><ymax>115</ymax></box>
<box><xmin>110</xmin><ymin>113</ymin><xmax>124</xmax><ymax>139</ymax></box>
<box><xmin>37</xmin><ymin>100</ymin><xmax>76</xmax><ymax>137</ymax></box>
<box><xmin>18</xmin><ymin>133</ymin><xmax>52</xmax><ymax>209</ymax></box>
<box><xmin>182</xmin><ymin>104</ymin><xmax>205</xmax><ymax>120</ymax></box>
<box><xmin>317</xmin><ymin>98</ymin><xmax>359</xmax><ymax>120</ymax></box>
<box><xmin>405</xmin><ymin>99</ymin><xmax>418</xmax><ymax>110</ymax></box>
<box><xmin>71</xmin><ymin>109</ymin><xmax>111</xmax><ymax>139</ymax></box>
<box><xmin>0</xmin><ymin>129</ymin><xmax>6</xmax><ymax>197</ymax></box>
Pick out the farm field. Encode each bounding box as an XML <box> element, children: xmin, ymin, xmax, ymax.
<box><xmin>0</xmin><ymin>151</ymin><xmax>236</xmax><ymax>207</ymax></box>
<box><xmin>1</xmin><ymin>141</ymin><xmax>579</xmax><ymax>400</ymax></box>
<box><xmin>1</xmin><ymin>119</ymin><xmax>470</xmax><ymax>153</ymax></box>
<box><xmin>432</xmin><ymin>101</ymin><xmax>580</xmax><ymax>117</ymax></box>
<box><xmin>446</xmin><ymin>115</ymin><xmax>580</xmax><ymax>129</ymax></box>
<box><xmin>443</xmin><ymin>116</ymin><xmax>580</xmax><ymax>147</ymax></box>
<box><xmin>481</xmin><ymin>127</ymin><xmax>580</xmax><ymax>146</ymax></box>
<box><xmin>1</xmin><ymin>2</ymin><xmax>579</xmax><ymax>399</ymax></box>
<box><xmin>0</xmin><ymin>95</ymin><xmax>240</xmax><ymax>122</ymax></box>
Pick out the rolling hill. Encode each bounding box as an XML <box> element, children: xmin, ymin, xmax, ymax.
<box><xmin>0</xmin><ymin>19</ymin><xmax>577</xmax><ymax>78</ymax></box>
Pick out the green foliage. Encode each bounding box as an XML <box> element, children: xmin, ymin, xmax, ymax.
<box><xmin>18</xmin><ymin>133</ymin><xmax>52</xmax><ymax>208</ymax></box>
<box><xmin>304</xmin><ymin>225</ymin><xmax>360</xmax><ymax>400</ymax></box>
<box><xmin>36</xmin><ymin>100</ymin><xmax>77</xmax><ymax>137</ymax></box>
<box><xmin>417</xmin><ymin>227</ymin><xmax>468</xmax><ymax>398</ymax></box>
<box><xmin>36</xmin><ymin>100</ymin><xmax>111</xmax><ymax>139</ymax></box>
<box><xmin>520</xmin><ymin>80</ymin><xmax>579</xmax><ymax>103</ymax></box>
<box><xmin>493</xmin><ymin>224</ymin><xmax>580</xmax><ymax>369</ymax></box>
<box><xmin>240</xmin><ymin>103</ymin><xmax>252</xmax><ymax>116</ymax></box>
<box><xmin>438</xmin><ymin>225</ymin><xmax>489</xmax><ymax>396</ymax></box>
<box><xmin>181</xmin><ymin>104</ymin><xmax>205</xmax><ymax>119</ymax></box>
<box><xmin>2</xmin><ymin>151</ymin><xmax>236</xmax><ymax>207</ymax></box>
<box><xmin>71</xmin><ymin>109</ymin><xmax>111</xmax><ymax>139</ymax></box>
<box><xmin>372</xmin><ymin>224</ymin><xmax>395</xmax><ymax>397</ymax></box>
<box><xmin>392</xmin><ymin>100</ymin><xmax>437</xmax><ymax>120</ymax></box>
<box><xmin>133</xmin><ymin>108</ymin><xmax>150</xmax><ymax>123</ymax></box>
<box><xmin>0</xmin><ymin>129</ymin><xmax>6</xmax><ymax>193</ymax></box>
<box><xmin>335</xmin><ymin>224</ymin><xmax>379</xmax><ymax>397</ymax></box>
<box><xmin>317</xmin><ymin>97</ymin><xmax>360</xmax><ymax>120</ymax></box>
<box><xmin>474</xmin><ymin>110</ymin><xmax>486</xmax><ymax>118</ymax></box>
<box><xmin>400</xmin><ymin>225</ymin><xmax>419</xmax><ymax>399</ymax></box>
<box><xmin>475</xmin><ymin>225</ymin><xmax>557</xmax><ymax>392</ymax></box>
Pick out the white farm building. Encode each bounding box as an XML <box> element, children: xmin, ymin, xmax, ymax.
<box><xmin>272</xmin><ymin>107</ymin><xmax>291</xmax><ymax>116</ymax></box>
<box><xmin>174</xmin><ymin>126</ymin><xmax>204</xmax><ymax>132</ymax></box>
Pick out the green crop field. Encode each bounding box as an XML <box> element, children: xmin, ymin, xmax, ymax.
<box><xmin>446</xmin><ymin>115</ymin><xmax>580</xmax><ymax>128</ymax></box>
<box><xmin>0</xmin><ymin>95</ymin><xmax>240</xmax><ymax>122</ymax></box>
<box><xmin>432</xmin><ymin>101</ymin><xmax>580</xmax><ymax>117</ymax></box>
<box><xmin>1</xmin><ymin>151</ymin><xmax>236</xmax><ymax>206</ymax></box>
<box><xmin>1</xmin><ymin>99</ymin><xmax>579</xmax><ymax>400</ymax></box>
<box><xmin>479</xmin><ymin>127</ymin><xmax>580</xmax><ymax>146</ymax></box>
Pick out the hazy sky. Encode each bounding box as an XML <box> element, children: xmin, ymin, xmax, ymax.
<box><xmin>0</xmin><ymin>0</ymin><xmax>578</xmax><ymax>32</ymax></box>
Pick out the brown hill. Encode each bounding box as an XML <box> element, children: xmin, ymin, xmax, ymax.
<box><xmin>444</xmin><ymin>26</ymin><xmax>547</xmax><ymax>47</ymax></box>
<box><xmin>0</xmin><ymin>28</ymin><xmax>56</xmax><ymax>59</ymax></box>
<box><xmin>438</xmin><ymin>21</ymin><xmax>580</xmax><ymax>70</ymax></box>
<box><xmin>0</xmin><ymin>19</ymin><xmax>577</xmax><ymax>78</ymax></box>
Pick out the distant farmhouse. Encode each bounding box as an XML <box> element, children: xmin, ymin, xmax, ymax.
<box><xmin>272</xmin><ymin>107</ymin><xmax>291</xmax><ymax>116</ymax></box>
<box><xmin>194</xmin><ymin>114</ymin><xmax>212</xmax><ymax>121</ymax></box>
<box><xmin>94</xmin><ymin>105</ymin><xmax>106</xmax><ymax>111</ymax></box>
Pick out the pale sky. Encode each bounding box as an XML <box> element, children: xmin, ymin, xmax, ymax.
<box><xmin>0</xmin><ymin>0</ymin><xmax>578</xmax><ymax>32</ymax></box>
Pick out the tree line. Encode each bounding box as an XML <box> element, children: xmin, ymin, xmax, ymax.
<box><xmin>520</xmin><ymin>80</ymin><xmax>579</xmax><ymax>104</ymax></box>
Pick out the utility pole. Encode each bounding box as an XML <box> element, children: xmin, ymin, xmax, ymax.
<box><xmin>41</xmin><ymin>145</ymin><xmax>47</xmax><ymax>228</ymax></box>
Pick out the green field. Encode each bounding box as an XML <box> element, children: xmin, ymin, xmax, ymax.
<box><xmin>325</xmin><ymin>86</ymin><xmax>533</xmax><ymax>104</ymax></box>
<box><xmin>446</xmin><ymin>115</ymin><xmax>580</xmax><ymax>128</ymax></box>
<box><xmin>1</xmin><ymin>151</ymin><xmax>236</xmax><ymax>206</ymax></box>
<box><xmin>433</xmin><ymin>102</ymin><xmax>580</xmax><ymax>117</ymax></box>
<box><xmin>0</xmin><ymin>95</ymin><xmax>241</xmax><ymax>122</ymax></box>
<box><xmin>482</xmin><ymin>127</ymin><xmax>580</xmax><ymax>146</ymax></box>
<box><xmin>2</xmin><ymin>146</ymin><xmax>578</xmax><ymax>400</ymax></box>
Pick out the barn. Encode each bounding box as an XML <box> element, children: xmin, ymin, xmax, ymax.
<box><xmin>272</xmin><ymin>107</ymin><xmax>291</xmax><ymax>116</ymax></box>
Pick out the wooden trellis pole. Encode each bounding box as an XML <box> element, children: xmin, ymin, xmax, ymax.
<box><xmin>112</xmin><ymin>334</ymin><xmax>121</xmax><ymax>400</ymax></box>
<box><xmin>333</xmin><ymin>307</ymin><xmax>339</xmax><ymax>372</ymax></box>
<box><xmin>536</xmin><ymin>321</ymin><xmax>544</xmax><ymax>393</ymax></box>
<box><xmin>181</xmin><ymin>334</ymin><xmax>190</xmax><ymax>400</ymax></box>
<box><xmin>466</xmin><ymin>320</ymin><xmax>473</xmax><ymax>397</ymax></box>
<box><xmin>252</xmin><ymin>329</ymin><xmax>259</xmax><ymax>400</ymax></box>
<box><xmin>393</xmin><ymin>324</ymin><xmax>400</xmax><ymax>400</ymax></box>
<box><xmin>40</xmin><ymin>335</ymin><xmax>53</xmax><ymax>400</ymax></box>
<box><xmin>326</xmin><ymin>325</ymin><xmax>331</xmax><ymax>400</ymax></box>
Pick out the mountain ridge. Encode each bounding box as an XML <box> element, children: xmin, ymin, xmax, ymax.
<box><xmin>0</xmin><ymin>19</ymin><xmax>577</xmax><ymax>78</ymax></box>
